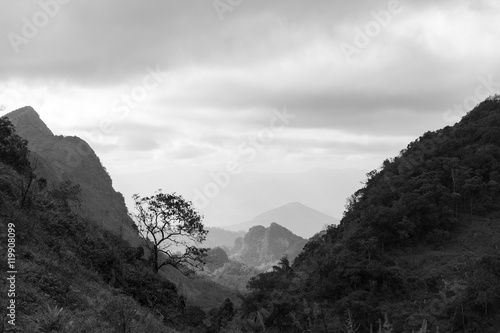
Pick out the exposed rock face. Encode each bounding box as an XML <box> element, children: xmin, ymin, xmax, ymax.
<box><xmin>5</xmin><ymin>106</ymin><xmax>140</xmax><ymax>245</ymax></box>
<box><xmin>230</xmin><ymin>237</ymin><xmax>244</xmax><ymax>256</ymax></box>
<box><xmin>6</xmin><ymin>106</ymin><xmax>54</xmax><ymax>141</ymax></box>
<box><xmin>231</xmin><ymin>222</ymin><xmax>307</xmax><ymax>269</ymax></box>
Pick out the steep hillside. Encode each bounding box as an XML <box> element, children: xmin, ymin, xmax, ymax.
<box><xmin>5</xmin><ymin>106</ymin><xmax>139</xmax><ymax>245</ymax></box>
<box><xmin>222</xmin><ymin>202</ymin><xmax>339</xmax><ymax>238</ymax></box>
<box><xmin>239</xmin><ymin>96</ymin><xmax>500</xmax><ymax>332</ymax></box>
<box><xmin>0</xmin><ymin>116</ymin><xmax>186</xmax><ymax>332</ymax></box>
<box><xmin>231</xmin><ymin>222</ymin><xmax>307</xmax><ymax>269</ymax></box>
<box><xmin>0</xmin><ymin>110</ymin><xmax>239</xmax><ymax>331</ymax></box>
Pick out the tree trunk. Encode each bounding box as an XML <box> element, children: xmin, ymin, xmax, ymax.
<box><xmin>20</xmin><ymin>174</ymin><xmax>34</xmax><ymax>208</ymax></box>
<box><xmin>153</xmin><ymin>247</ymin><xmax>159</xmax><ymax>273</ymax></box>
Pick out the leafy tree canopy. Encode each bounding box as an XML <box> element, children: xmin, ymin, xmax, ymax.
<box><xmin>131</xmin><ymin>190</ymin><xmax>209</xmax><ymax>275</ymax></box>
<box><xmin>0</xmin><ymin>116</ymin><xmax>30</xmax><ymax>173</ymax></box>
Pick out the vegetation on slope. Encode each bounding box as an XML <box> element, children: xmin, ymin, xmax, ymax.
<box><xmin>3</xmin><ymin>95</ymin><xmax>499</xmax><ymax>332</ymax></box>
<box><xmin>236</xmin><ymin>96</ymin><xmax>500</xmax><ymax>332</ymax></box>
<box><xmin>0</xmin><ymin>116</ymin><xmax>236</xmax><ymax>332</ymax></box>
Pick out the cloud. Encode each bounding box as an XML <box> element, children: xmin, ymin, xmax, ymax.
<box><xmin>121</xmin><ymin>136</ymin><xmax>159</xmax><ymax>152</ymax></box>
<box><xmin>168</xmin><ymin>143</ymin><xmax>213</xmax><ymax>161</ymax></box>
<box><xmin>0</xmin><ymin>0</ymin><xmax>467</xmax><ymax>82</ymax></box>
<box><xmin>1</xmin><ymin>0</ymin><xmax>499</xmax><ymax>176</ymax></box>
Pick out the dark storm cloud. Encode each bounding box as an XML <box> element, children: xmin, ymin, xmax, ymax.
<box><xmin>1</xmin><ymin>0</ymin><xmax>499</xmax><ymax>171</ymax></box>
<box><xmin>0</xmin><ymin>0</ymin><xmax>457</xmax><ymax>82</ymax></box>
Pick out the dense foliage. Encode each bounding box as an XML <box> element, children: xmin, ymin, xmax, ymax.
<box><xmin>237</xmin><ymin>96</ymin><xmax>500</xmax><ymax>332</ymax></box>
<box><xmin>0</xmin><ymin>117</ymin><xmax>31</xmax><ymax>173</ymax></box>
<box><xmin>3</xmin><ymin>96</ymin><xmax>500</xmax><ymax>332</ymax></box>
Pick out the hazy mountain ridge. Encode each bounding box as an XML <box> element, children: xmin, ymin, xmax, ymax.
<box><xmin>0</xmin><ymin>107</ymin><xmax>241</xmax><ymax>332</ymax></box>
<box><xmin>113</xmin><ymin>166</ymin><xmax>361</xmax><ymax>226</ymax></box>
<box><xmin>221</xmin><ymin>201</ymin><xmax>339</xmax><ymax>238</ymax></box>
<box><xmin>6</xmin><ymin>96</ymin><xmax>499</xmax><ymax>332</ymax></box>
<box><xmin>4</xmin><ymin>107</ymin><xmax>239</xmax><ymax>312</ymax></box>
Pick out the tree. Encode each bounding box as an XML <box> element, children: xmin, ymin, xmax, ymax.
<box><xmin>0</xmin><ymin>116</ymin><xmax>30</xmax><ymax>173</ymax></box>
<box><xmin>0</xmin><ymin>116</ymin><xmax>43</xmax><ymax>208</ymax></box>
<box><xmin>20</xmin><ymin>154</ymin><xmax>40</xmax><ymax>208</ymax></box>
<box><xmin>211</xmin><ymin>261</ymin><xmax>260</xmax><ymax>291</ymax></box>
<box><xmin>463</xmin><ymin>175</ymin><xmax>483</xmax><ymax>214</ymax></box>
<box><xmin>209</xmin><ymin>298</ymin><xmax>235</xmax><ymax>332</ymax></box>
<box><xmin>205</xmin><ymin>247</ymin><xmax>230</xmax><ymax>271</ymax></box>
<box><xmin>131</xmin><ymin>190</ymin><xmax>209</xmax><ymax>275</ymax></box>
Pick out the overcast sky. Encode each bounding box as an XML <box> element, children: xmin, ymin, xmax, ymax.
<box><xmin>1</xmin><ymin>0</ymin><xmax>500</xmax><ymax>179</ymax></box>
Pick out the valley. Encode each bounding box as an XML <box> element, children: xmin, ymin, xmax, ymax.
<box><xmin>2</xmin><ymin>95</ymin><xmax>500</xmax><ymax>332</ymax></box>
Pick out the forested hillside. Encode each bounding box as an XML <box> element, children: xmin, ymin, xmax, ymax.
<box><xmin>0</xmin><ymin>116</ymin><xmax>236</xmax><ymax>332</ymax></box>
<box><xmin>236</xmin><ymin>96</ymin><xmax>500</xmax><ymax>332</ymax></box>
<box><xmin>2</xmin><ymin>96</ymin><xmax>499</xmax><ymax>332</ymax></box>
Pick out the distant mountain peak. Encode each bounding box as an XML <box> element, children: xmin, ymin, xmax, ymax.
<box><xmin>6</xmin><ymin>106</ymin><xmax>54</xmax><ymax>139</ymax></box>
<box><xmin>222</xmin><ymin>202</ymin><xmax>339</xmax><ymax>238</ymax></box>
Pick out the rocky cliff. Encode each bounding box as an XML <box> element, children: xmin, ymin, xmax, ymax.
<box><xmin>231</xmin><ymin>222</ymin><xmax>307</xmax><ymax>269</ymax></box>
<box><xmin>5</xmin><ymin>106</ymin><xmax>140</xmax><ymax>245</ymax></box>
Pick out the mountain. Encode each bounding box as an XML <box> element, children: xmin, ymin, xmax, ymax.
<box><xmin>1</xmin><ymin>107</ymin><xmax>239</xmax><ymax>331</ymax></box>
<box><xmin>221</xmin><ymin>202</ymin><xmax>339</xmax><ymax>238</ymax></box>
<box><xmin>239</xmin><ymin>96</ymin><xmax>500</xmax><ymax>332</ymax></box>
<box><xmin>5</xmin><ymin>106</ymin><xmax>140</xmax><ymax>245</ymax></box>
<box><xmin>1</xmin><ymin>109</ymin><xmax>190</xmax><ymax>331</ymax></box>
<box><xmin>231</xmin><ymin>222</ymin><xmax>307</xmax><ymax>270</ymax></box>
<box><xmin>112</xmin><ymin>166</ymin><xmax>362</xmax><ymax>226</ymax></box>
